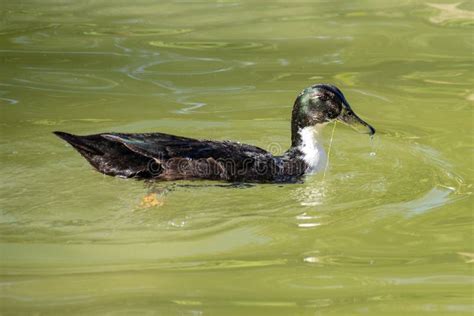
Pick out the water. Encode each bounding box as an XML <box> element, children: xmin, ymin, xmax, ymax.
<box><xmin>1</xmin><ymin>0</ymin><xmax>473</xmax><ymax>314</ymax></box>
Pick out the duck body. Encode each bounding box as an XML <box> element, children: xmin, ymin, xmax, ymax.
<box><xmin>55</xmin><ymin>84</ymin><xmax>375</xmax><ymax>184</ymax></box>
<box><xmin>54</xmin><ymin>131</ymin><xmax>310</xmax><ymax>183</ymax></box>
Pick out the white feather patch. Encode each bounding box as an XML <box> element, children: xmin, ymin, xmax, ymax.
<box><xmin>298</xmin><ymin>126</ymin><xmax>327</xmax><ymax>174</ymax></box>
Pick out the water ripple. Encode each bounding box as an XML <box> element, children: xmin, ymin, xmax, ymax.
<box><xmin>84</xmin><ymin>27</ymin><xmax>193</xmax><ymax>37</ymax></box>
<box><xmin>293</xmin><ymin>127</ymin><xmax>465</xmax><ymax>223</ymax></box>
<box><xmin>149</xmin><ymin>40</ymin><xmax>269</xmax><ymax>51</ymax></box>
<box><xmin>14</xmin><ymin>71</ymin><xmax>119</xmax><ymax>90</ymax></box>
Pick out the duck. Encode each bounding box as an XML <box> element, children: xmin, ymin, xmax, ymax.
<box><xmin>54</xmin><ymin>84</ymin><xmax>375</xmax><ymax>184</ymax></box>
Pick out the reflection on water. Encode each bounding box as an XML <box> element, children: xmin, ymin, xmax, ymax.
<box><xmin>1</xmin><ymin>0</ymin><xmax>473</xmax><ymax>315</ymax></box>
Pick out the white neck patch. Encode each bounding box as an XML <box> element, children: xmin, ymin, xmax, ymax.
<box><xmin>298</xmin><ymin>126</ymin><xmax>327</xmax><ymax>174</ymax></box>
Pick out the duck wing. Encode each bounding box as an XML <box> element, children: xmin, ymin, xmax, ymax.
<box><xmin>55</xmin><ymin>131</ymin><xmax>277</xmax><ymax>181</ymax></box>
<box><xmin>101</xmin><ymin>132</ymin><xmax>277</xmax><ymax>181</ymax></box>
<box><xmin>101</xmin><ymin>132</ymin><xmax>270</xmax><ymax>161</ymax></box>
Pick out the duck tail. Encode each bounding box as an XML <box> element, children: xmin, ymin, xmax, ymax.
<box><xmin>53</xmin><ymin>131</ymin><xmax>154</xmax><ymax>179</ymax></box>
<box><xmin>53</xmin><ymin>131</ymin><xmax>103</xmax><ymax>155</ymax></box>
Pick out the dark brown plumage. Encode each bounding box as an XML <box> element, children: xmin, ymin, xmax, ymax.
<box><xmin>54</xmin><ymin>131</ymin><xmax>305</xmax><ymax>183</ymax></box>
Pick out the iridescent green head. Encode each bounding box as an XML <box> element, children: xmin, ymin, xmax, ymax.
<box><xmin>291</xmin><ymin>84</ymin><xmax>375</xmax><ymax>146</ymax></box>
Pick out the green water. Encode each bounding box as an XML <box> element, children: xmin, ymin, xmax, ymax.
<box><xmin>1</xmin><ymin>0</ymin><xmax>473</xmax><ymax>315</ymax></box>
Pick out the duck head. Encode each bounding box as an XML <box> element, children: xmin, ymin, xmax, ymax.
<box><xmin>291</xmin><ymin>84</ymin><xmax>375</xmax><ymax>147</ymax></box>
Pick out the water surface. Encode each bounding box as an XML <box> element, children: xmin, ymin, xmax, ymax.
<box><xmin>1</xmin><ymin>0</ymin><xmax>473</xmax><ymax>315</ymax></box>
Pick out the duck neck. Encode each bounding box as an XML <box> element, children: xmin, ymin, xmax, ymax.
<box><xmin>289</xmin><ymin>124</ymin><xmax>327</xmax><ymax>173</ymax></box>
<box><xmin>291</xmin><ymin>122</ymin><xmax>325</xmax><ymax>148</ymax></box>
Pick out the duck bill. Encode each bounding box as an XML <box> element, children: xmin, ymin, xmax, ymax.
<box><xmin>337</xmin><ymin>110</ymin><xmax>376</xmax><ymax>136</ymax></box>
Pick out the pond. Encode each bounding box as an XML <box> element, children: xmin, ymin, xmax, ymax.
<box><xmin>1</xmin><ymin>0</ymin><xmax>473</xmax><ymax>315</ymax></box>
